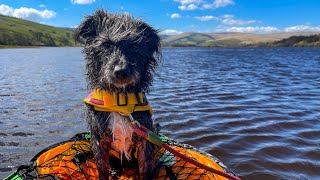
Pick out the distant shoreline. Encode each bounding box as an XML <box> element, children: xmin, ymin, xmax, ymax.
<box><xmin>0</xmin><ymin>45</ymin><xmax>40</xmax><ymax>49</ymax></box>
<box><xmin>1</xmin><ymin>15</ymin><xmax>320</xmax><ymax>49</ymax></box>
<box><xmin>1</xmin><ymin>45</ymin><xmax>320</xmax><ymax>49</ymax></box>
<box><xmin>0</xmin><ymin>45</ymin><xmax>82</xmax><ymax>49</ymax></box>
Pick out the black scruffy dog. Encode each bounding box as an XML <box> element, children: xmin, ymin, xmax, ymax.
<box><xmin>75</xmin><ymin>10</ymin><xmax>161</xmax><ymax>180</ymax></box>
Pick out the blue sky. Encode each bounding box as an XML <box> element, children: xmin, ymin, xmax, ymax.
<box><xmin>0</xmin><ymin>0</ymin><xmax>320</xmax><ymax>34</ymax></box>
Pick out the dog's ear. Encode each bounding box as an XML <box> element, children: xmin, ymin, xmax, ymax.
<box><xmin>142</xmin><ymin>24</ymin><xmax>161</xmax><ymax>54</ymax></box>
<box><xmin>74</xmin><ymin>15</ymin><xmax>97</xmax><ymax>43</ymax></box>
<box><xmin>75</xmin><ymin>10</ymin><xmax>110</xmax><ymax>44</ymax></box>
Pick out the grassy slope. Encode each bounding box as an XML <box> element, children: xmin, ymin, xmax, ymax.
<box><xmin>0</xmin><ymin>15</ymin><xmax>76</xmax><ymax>47</ymax></box>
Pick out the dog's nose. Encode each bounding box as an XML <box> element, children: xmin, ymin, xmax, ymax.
<box><xmin>114</xmin><ymin>66</ymin><xmax>129</xmax><ymax>77</ymax></box>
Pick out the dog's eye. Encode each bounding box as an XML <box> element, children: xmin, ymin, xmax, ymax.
<box><xmin>102</xmin><ymin>42</ymin><xmax>113</xmax><ymax>49</ymax></box>
<box><xmin>128</xmin><ymin>62</ymin><xmax>137</xmax><ymax>66</ymax></box>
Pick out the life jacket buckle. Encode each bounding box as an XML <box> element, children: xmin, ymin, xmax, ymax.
<box><xmin>116</xmin><ymin>93</ymin><xmax>128</xmax><ymax>106</ymax></box>
<box><xmin>135</xmin><ymin>93</ymin><xmax>148</xmax><ymax>106</ymax></box>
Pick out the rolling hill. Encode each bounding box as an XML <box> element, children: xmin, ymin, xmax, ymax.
<box><xmin>1</xmin><ymin>14</ymin><xmax>319</xmax><ymax>48</ymax></box>
<box><xmin>161</xmin><ymin>32</ymin><xmax>320</xmax><ymax>47</ymax></box>
<box><xmin>0</xmin><ymin>15</ymin><xmax>76</xmax><ymax>47</ymax></box>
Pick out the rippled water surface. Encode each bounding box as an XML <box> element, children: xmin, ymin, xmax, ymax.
<box><xmin>1</xmin><ymin>47</ymin><xmax>320</xmax><ymax>179</ymax></box>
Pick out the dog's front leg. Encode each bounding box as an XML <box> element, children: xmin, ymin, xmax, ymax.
<box><xmin>91</xmin><ymin>132</ymin><xmax>111</xmax><ymax>180</ymax></box>
<box><xmin>132</xmin><ymin>112</ymin><xmax>155</xmax><ymax>180</ymax></box>
<box><xmin>86</xmin><ymin>107</ymin><xmax>113</xmax><ymax>180</ymax></box>
<box><xmin>137</xmin><ymin>137</ymin><xmax>154</xmax><ymax>180</ymax></box>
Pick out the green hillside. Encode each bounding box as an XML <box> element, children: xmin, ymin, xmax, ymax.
<box><xmin>266</xmin><ymin>34</ymin><xmax>320</xmax><ymax>47</ymax></box>
<box><xmin>0</xmin><ymin>15</ymin><xmax>76</xmax><ymax>47</ymax></box>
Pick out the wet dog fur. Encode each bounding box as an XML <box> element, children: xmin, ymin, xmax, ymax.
<box><xmin>75</xmin><ymin>10</ymin><xmax>161</xmax><ymax>180</ymax></box>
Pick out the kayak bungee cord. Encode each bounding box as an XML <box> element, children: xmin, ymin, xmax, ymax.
<box><xmin>129</xmin><ymin>114</ymin><xmax>241</xmax><ymax>180</ymax></box>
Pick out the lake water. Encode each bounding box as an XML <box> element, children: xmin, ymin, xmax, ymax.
<box><xmin>0</xmin><ymin>47</ymin><xmax>320</xmax><ymax>180</ymax></box>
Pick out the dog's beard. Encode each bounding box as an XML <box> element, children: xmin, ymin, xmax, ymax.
<box><xmin>108</xmin><ymin>112</ymin><xmax>134</xmax><ymax>161</ymax></box>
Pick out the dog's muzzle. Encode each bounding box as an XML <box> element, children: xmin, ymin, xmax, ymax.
<box><xmin>114</xmin><ymin>66</ymin><xmax>130</xmax><ymax>78</ymax></box>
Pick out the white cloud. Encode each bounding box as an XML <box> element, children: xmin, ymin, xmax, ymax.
<box><xmin>221</xmin><ymin>14</ymin><xmax>258</xmax><ymax>25</ymax></box>
<box><xmin>161</xmin><ymin>29</ymin><xmax>183</xmax><ymax>35</ymax></box>
<box><xmin>213</xmin><ymin>0</ymin><xmax>235</xmax><ymax>8</ymax></box>
<box><xmin>170</xmin><ymin>13</ymin><xmax>182</xmax><ymax>18</ymax></box>
<box><xmin>14</xmin><ymin>8</ymin><xmax>56</xmax><ymax>20</ymax></box>
<box><xmin>39</xmin><ymin>4</ymin><xmax>46</xmax><ymax>8</ymax></box>
<box><xmin>71</xmin><ymin>25</ymin><xmax>79</xmax><ymax>28</ymax></box>
<box><xmin>192</xmin><ymin>14</ymin><xmax>258</xmax><ymax>24</ymax></box>
<box><xmin>174</xmin><ymin>0</ymin><xmax>203</xmax><ymax>5</ymax></box>
<box><xmin>174</xmin><ymin>0</ymin><xmax>234</xmax><ymax>11</ymax></box>
<box><xmin>195</xmin><ymin>15</ymin><xmax>217</xmax><ymax>21</ymax></box>
<box><xmin>203</xmin><ymin>0</ymin><xmax>235</xmax><ymax>9</ymax></box>
<box><xmin>0</xmin><ymin>4</ymin><xmax>56</xmax><ymax>21</ymax></box>
<box><xmin>216</xmin><ymin>25</ymin><xmax>320</xmax><ymax>34</ymax></box>
<box><xmin>0</xmin><ymin>4</ymin><xmax>13</xmax><ymax>15</ymax></box>
<box><xmin>284</xmin><ymin>25</ymin><xmax>320</xmax><ymax>32</ymax></box>
<box><xmin>178</xmin><ymin>4</ymin><xmax>198</xmax><ymax>10</ymax></box>
<box><xmin>71</xmin><ymin>0</ymin><xmax>96</xmax><ymax>5</ymax></box>
<box><xmin>217</xmin><ymin>26</ymin><xmax>279</xmax><ymax>33</ymax></box>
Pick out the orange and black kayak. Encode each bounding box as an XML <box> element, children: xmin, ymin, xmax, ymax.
<box><xmin>4</xmin><ymin>133</ymin><xmax>237</xmax><ymax>180</ymax></box>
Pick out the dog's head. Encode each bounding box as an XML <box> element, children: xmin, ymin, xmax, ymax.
<box><xmin>75</xmin><ymin>10</ymin><xmax>161</xmax><ymax>93</ymax></box>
